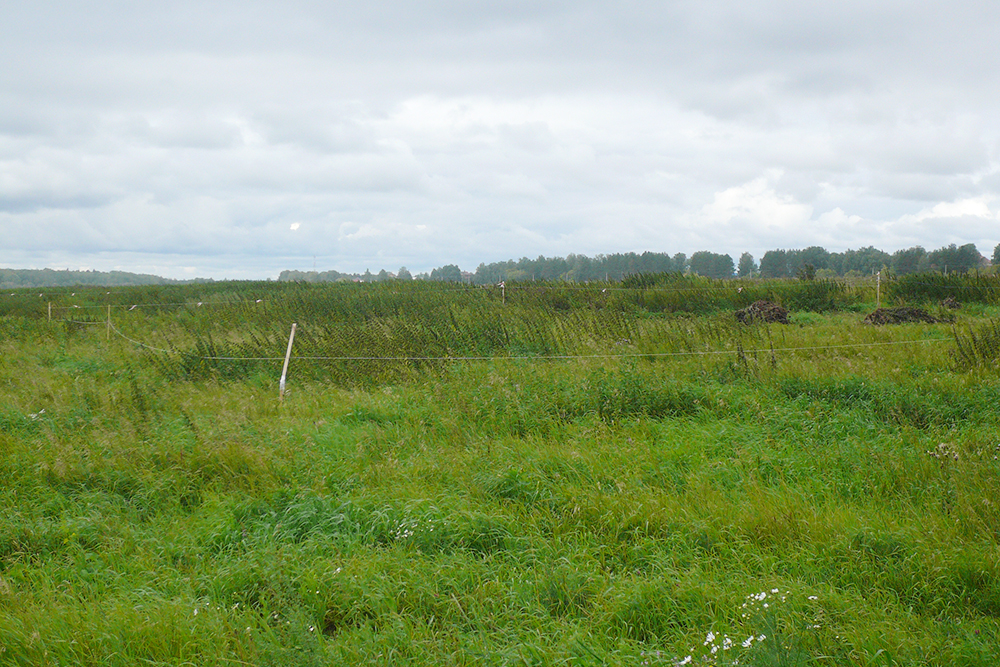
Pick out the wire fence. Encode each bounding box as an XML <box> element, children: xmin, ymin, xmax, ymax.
<box><xmin>19</xmin><ymin>273</ymin><xmax>1000</xmax><ymax>327</ymax></box>
<box><xmin>7</xmin><ymin>273</ymin><xmax>999</xmax><ymax>301</ymax></box>
<box><xmin>25</xmin><ymin>272</ymin><xmax>982</xmax><ymax>396</ymax></box>
<box><xmin>28</xmin><ymin>278</ymin><xmax>980</xmax><ymax>397</ymax></box>
<box><xmin>79</xmin><ymin>307</ymin><xmax>949</xmax><ymax>364</ymax></box>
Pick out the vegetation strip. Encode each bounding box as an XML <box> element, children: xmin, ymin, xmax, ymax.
<box><xmin>2</xmin><ymin>273</ymin><xmax>999</xmax><ymax>666</ymax></box>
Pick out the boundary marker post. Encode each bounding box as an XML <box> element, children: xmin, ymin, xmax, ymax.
<box><xmin>279</xmin><ymin>323</ymin><xmax>297</xmax><ymax>403</ymax></box>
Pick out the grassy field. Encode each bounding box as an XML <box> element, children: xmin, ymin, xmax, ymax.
<box><xmin>2</xmin><ymin>276</ymin><xmax>1000</xmax><ymax>665</ymax></box>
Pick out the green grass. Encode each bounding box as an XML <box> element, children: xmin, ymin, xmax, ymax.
<box><xmin>2</xmin><ymin>279</ymin><xmax>1000</xmax><ymax>665</ymax></box>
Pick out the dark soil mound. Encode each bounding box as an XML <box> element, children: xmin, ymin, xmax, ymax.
<box><xmin>736</xmin><ymin>300</ymin><xmax>789</xmax><ymax>324</ymax></box>
<box><xmin>864</xmin><ymin>307</ymin><xmax>938</xmax><ymax>325</ymax></box>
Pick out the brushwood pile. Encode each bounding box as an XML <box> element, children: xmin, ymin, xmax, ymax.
<box><xmin>863</xmin><ymin>307</ymin><xmax>938</xmax><ymax>325</ymax></box>
<box><xmin>735</xmin><ymin>300</ymin><xmax>789</xmax><ymax>324</ymax></box>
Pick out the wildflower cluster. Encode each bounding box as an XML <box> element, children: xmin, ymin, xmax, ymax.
<box><xmin>650</xmin><ymin>628</ymin><xmax>745</xmax><ymax>666</ymax></box>
<box><xmin>390</xmin><ymin>516</ymin><xmax>444</xmax><ymax>542</ymax></box>
<box><xmin>391</xmin><ymin>521</ymin><xmax>415</xmax><ymax>541</ymax></box>
<box><xmin>648</xmin><ymin>588</ymin><xmax>822</xmax><ymax>666</ymax></box>
<box><xmin>927</xmin><ymin>442</ymin><xmax>959</xmax><ymax>462</ymax></box>
<box><xmin>740</xmin><ymin>587</ymin><xmax>785</xmax><ymax>619</ymax></box>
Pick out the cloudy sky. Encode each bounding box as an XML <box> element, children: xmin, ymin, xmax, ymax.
<box><xmin>2</xmin><ymin>1</ymin><xmax>999</xmax><ymax>279</ymax></box>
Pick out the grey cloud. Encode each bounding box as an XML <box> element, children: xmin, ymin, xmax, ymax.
<box><xmin>255</xmin><ymin>111</ymin><xmax>376</xmax><ymax>154</ymax></box>
<box><xmin>2</xmin><ymin>1</ymin><xmax>999</xmax><ymax>278</ymax></box>
<box><xmin>0</xmin><ymin>193</ymin><xmax>112</xmax><ymax>215</ymax></box>
<box><xmin>116</xmin><ymin>114</ymin><xmax>246</xmax><ymax>150</ymax></box>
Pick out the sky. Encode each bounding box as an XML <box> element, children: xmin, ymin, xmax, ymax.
<box><xmin>2</xmin><ymin>0</ymin><xmax>999</xmax><ymax>280</ymax></box>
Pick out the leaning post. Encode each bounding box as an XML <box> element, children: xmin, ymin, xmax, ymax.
<box><xmin>279</xmin><ymin>323</ymin><xmax>298</xmax><ymax>403</ymax></box>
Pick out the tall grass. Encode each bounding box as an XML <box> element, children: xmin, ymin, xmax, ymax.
<box><xmin>2</xmin><ymin>279</ymin><xmax>999</xmax><ymax>665</ymax></box>
<box><xmin>887</xmin><ymin>272</ymin><xmax>1000</xmax><ymax>304</ymax></box>
<box><xmin>952</xmin><ymin>318</ymin><xmax>1000</xmax><ymax>370</ymax></box>
<box><xmin>30</xmin><ymin>277</ymin><xmax>856</xmax><ymax>387</ymax></box>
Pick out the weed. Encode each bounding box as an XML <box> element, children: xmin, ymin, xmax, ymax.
<box><xmin>3</xmin><ymin>279</ymin><xmax>1000</xmax><ymax>665</ymax></box>
<box><xmin>952</xmin><ymin>318</ymin><xmax>1000</xmax><ymax>371</ymax></box>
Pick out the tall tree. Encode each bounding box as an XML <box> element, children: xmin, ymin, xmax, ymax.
<box><xmin>927</xmin><ymin>243</ymin><xmax>981</xmax><ymax>274</ymax></box>
<box><xmin>672</xmin><ymin>253</ymin><xmax>688</xmax><ymax>274</ymax></box>
<box><xmin>836</xmin><ymin>247</ymin><xmax>891</xmax><ymax>275</ymax></box>
<box><xmin>798</xmin><ymin>246</ymin><xmax>830</xmax><ymax>272</ymax></box>
<box><xmin>689</xmin><ymin>251</ymin><xmax>734</xmax><ymax>279</ymax></box>
<box><xmin>430</xmin><ymin>264</ymin><xmax>463</xmax><ymax>282</ymax></box>
<box><xmin>759</xmin><ymin>250</ymin><xmax>790</xmax><ymax>278</ymax></box>
<box><xmin>891</xmin><ymin>247</ymin><xmax>926</xmax><ymax>275</ymax></box>
<box><xmin>737</xmin><ymin>252</ymin><xmax>756</xmax><ymax>278</ymax></box>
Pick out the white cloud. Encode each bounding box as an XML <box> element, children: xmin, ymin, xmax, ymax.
<box><xmin>2</xmin><ymin>1</ymin><xmax>1000</xmax><ymax>278</ymax></box>
<box><xmin>898</xmin><ymin>197</ymin><xmax>997</xmax><ymax>224</ymax></box>
<box><xmin>815</xmin><ymin>207</ymin><xmax>864</xmax><ymax>229</ymax></box>
<box><xmin>697</xmin><ymin>173</ymin><xmax>813</xmax><ymax>231</ymax></box>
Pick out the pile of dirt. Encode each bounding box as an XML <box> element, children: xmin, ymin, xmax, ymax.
<box><xmin>863</xmin><ymin>307</ymin><xmax>938</xmax><ymax>325</ymax></box>
<box><xmin>736</xmin><ymin>300</ymin><xmax>789</xmax><ymax>324</ymax></box>
<box><xmin>942</xmin><ymin>296</ymin><xmax>962</xmax><ymax>309</ymax></box>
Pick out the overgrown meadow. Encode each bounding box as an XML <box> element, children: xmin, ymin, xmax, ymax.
<box><xmin>2</xmin><ymin>274</ymin><xmax>1000</xmax><ymax>665</ymax></box>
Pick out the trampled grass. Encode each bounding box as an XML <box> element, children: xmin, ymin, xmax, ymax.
<box><xmin>2</xmin><ymin>277</ymin><xmax>1000</xmax><ymax>665</ymax></box>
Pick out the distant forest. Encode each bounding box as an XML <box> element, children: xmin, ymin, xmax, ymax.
<box><xmin>280</xmin><ymin>242</ymin><xmax>998</xmax><ymax>285</ymax></box>
<box><xmin>0</xmin><ymin>268</ymin><xmax>192</xmax><ymax>289</ymax></box>
<box><xmin>4</xmin><ymin>242</ymin><xmax>997</xmax><ymax>288</ymax></box>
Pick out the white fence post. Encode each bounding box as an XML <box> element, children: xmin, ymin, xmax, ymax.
<box><xmin>279</xmin><ymin>323</ymin><xmax>297</xmax><ymax>402</ymax></box>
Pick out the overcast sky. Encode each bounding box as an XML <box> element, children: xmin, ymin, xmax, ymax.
<box><xmin>2</xmin><ymin>1</ymin><xmax>999</xmax><ymax>279</ymax></box>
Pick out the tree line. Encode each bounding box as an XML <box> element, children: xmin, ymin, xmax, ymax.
<box><xmin>281</xmin><ymin>242</ymin><xmax>993</xmax><ymax>284</ymax></box>
<box><xmin>756</xmin><ymin>243</ymin><xmax>988</xmax><ymax>279</ymax></box>
<box><xmin>5</xmin><ymin>243</ymin><xmax>995</xmax><ymax>289</ymax></box>
<box><xmin>0</xmin><ymin>268</ymin><xmax>196</xmax><ymax>289</ymax></box>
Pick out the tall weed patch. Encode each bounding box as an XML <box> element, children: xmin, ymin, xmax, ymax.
<box><xmin>562</xmin><ymin>367</ymin><xmax>709</xmax><ymax>423</ymax></box>
<box><xmin>6</xmin><ymin>278</ymin><xmax>1000</xmax><ymax>666</ymax></box>
<box><xmin>778</xmin><ymin>376</ymin><xmax>990</xmax><ymax>428</ymax></box>
<box><xmin>615</xmin><ymin>273</ymin><xmax>860</xmax><ymax>314</ymax></box>
<box><xmin>952</xmin><ymin>318</ymin><xmax>1000</xmax><ymax>371</ymax></box>
<box><xmin>887</xmin><ymin>272</ymin><xmax>1000</xmax><ymax>304</ymax></box>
